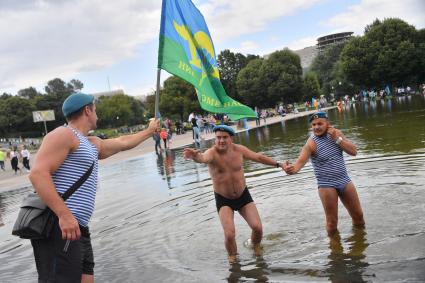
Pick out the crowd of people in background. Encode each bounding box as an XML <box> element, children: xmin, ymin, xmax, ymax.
<box><xmin>0</xmin><ymin>144</ymin><xmax>32</xmax><ymax>174</ymax></box>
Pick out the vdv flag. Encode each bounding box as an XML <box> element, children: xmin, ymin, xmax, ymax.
<box><xmin>157</xmin><ymin>0</ymin><xmax>256</xmax><ymax>120</ymax></box>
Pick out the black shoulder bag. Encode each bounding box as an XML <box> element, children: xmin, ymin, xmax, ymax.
<box><xmin>12</xmin><ymin>161</ymin><xmax>95</xmax><ymax>239</ymax></box>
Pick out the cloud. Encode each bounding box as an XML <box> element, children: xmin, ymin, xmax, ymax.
<box><xmin>286</xmin><ymin>36</ymin><xmax>318</xmax><ymax>51</ymax></box>
<box><xmin>0</xmin><ymin>0</ymin><xmax>161</xmax><ymax>93</ymax></box>
<box><xmin>323</xmin><ymin>0</ymin><xmax>425</xmax><ymax>35</ymax></box>
<box><xmin>199</xmin><ymin>0</ymin><xmax>322</xmax><ymax>41</ymax></box>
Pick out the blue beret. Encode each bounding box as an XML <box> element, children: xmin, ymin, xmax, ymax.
<box><xmin>213</xmin><ymin>124</ymin><xmax>235</xmax><ymax>136</ymax></box>
<box><xmin>62</xmin><ymin>93</ymin><xmax>94</xmax><ymax>117</ymax></box>
<box><xmin>309</xmin><ymin>111</ymin><xmax>328</xmax><ymax>123</ymax></box>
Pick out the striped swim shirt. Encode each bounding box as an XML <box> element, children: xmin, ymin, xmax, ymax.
<box><xmin>310</xmin><ymin>133</ymin><xmax>351</xmax><ymax>190</ymax></box>
<box><xmin>52</xmin><ymin>126</ymin><xmax>99</xmax><ymax>227</ymax></box>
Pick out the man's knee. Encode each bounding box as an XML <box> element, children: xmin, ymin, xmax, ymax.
<box><xmin>223</xmin><ymin>228</ymin><xmax>236</xmax><ymax>242</ymax></box>
<box><xmin>251</xmin><ymin>222</ymin><xmax>263</xmax><ymax>236</ymax></box>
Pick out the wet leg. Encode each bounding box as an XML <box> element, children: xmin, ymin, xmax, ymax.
<box><xmin>318</xmin><ymin>188</ymin><xmax>339</xmax><ymax>235</ymax></box>
<box><xmin>218</xmin><ymin>207</ymin><xmax>237</xmax><ymax>260</ymax></box>
<box><xmin>239</xmin><ymin>202</ymin><xmax>263</xmax><ymax>255</ymax></box>
<box><xmin>340</xmin><ymin>182</ymin><xmax>365</xmax><ymax>227</ymax></box>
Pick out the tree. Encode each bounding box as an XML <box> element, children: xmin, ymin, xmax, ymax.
<box><xmin>68</xmin><ymin>79</ymin><xmax>84</xmax><ymax>92</ymax></box>
<box><xmin>303</xmin><ymin>72</ymin><xmax>321</xmax><ymax>101</ymax></box>
<box><xmin>310</xmin><ymin>42</ymin><xmax>347</xmax><ymax>95</ymax></box>
<box><xmin>261</xmin><ymin>49</ymin><xmax>304</xmax><ymax>104</ymax></box>
<box><xmin>0</xmin><ymin>96</ymin><xmax>36</xmax><ymax>135</ymax></box>
<box><xmin>45</xmin><ymin>78</ymin><xmax>72</xmax><ymax>99</ymax></box>
<box><xmin>340</xmin><ymin>18</ymin><xmax>422</xmax><ymax>88</ymax></box>
<box><xmin>236</xmin><ymin>58</ymin><xmax>268</xmax><ymax>107</ymax></box>
<box><xmin>96</xmin><ymin>94</ymin><xmax>145</xmax><ymax>128</ymax></box>
<box><xmin>18</xmin><ymin>87</ymin><xmax>41</xmax><ymax>99</ymax></box>
<box><xmin>217</xmin><ymin>50</ymin><xmax>259</xmax><ymax>101</ymax></box>
<box><xmin>159</xmin><ymin>76</ymin><xmax>202</xmax><ymax>120</ymax></box>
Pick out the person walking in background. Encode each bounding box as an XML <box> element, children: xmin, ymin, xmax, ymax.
<box><xmin>153</xmin><ymin>128</ymin><xmax>162</xmax><ymax>155</ymax></box>
<box><xmin>160</xmin><ymin>128</ymin><xmax>168</xmax><ymax>149</ymax></box>
<box><xmin>21</xmin><ymin>144</ymin><xmax>31</xmax><ymax>172</ymax></box>
<box><xmin>0</xmin><ymin>148</ymin><xmax>6</xmax><ymax>171</ymax></box>
<box><xmin>9</xmin><ymin>146</ymin><xmax>21</xmax><ymax>174</ymax></box>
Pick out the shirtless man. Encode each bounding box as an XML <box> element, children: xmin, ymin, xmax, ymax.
<box><xmin>183</xmin><ymin>125</ymin><xmax>284</xmax><ymax>261</ymax></box>
<box><xmin>283</xmin><ymin>111</ymin><xmax>365</xmax><ymax>235</ymax></box>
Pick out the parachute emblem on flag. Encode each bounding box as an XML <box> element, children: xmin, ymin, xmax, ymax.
<box><xmin>173</xmin><ymin>21</ymin><xmax>220</xmax><ymax>86</ymax></box>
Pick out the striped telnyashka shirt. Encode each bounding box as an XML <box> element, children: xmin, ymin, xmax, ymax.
<box><xmin>310</xmin><ymin>133</ymin><xmax>351</xmax><ymax>189</ymax></box>
<box><xmin>52</xmin><ymin>126</ymin><xmax>98</xmax><ymax>227</ymax></box>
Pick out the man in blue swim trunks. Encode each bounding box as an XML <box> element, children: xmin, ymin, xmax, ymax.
<box><xmin>283</xmin><ymin>111</ymin><xmax>365</xmax><ymax>235</ymax></box>
<box><xmin>184</xmin><ymin>124</ymin><xmax>284</xmax><ymax>261</ymax></box>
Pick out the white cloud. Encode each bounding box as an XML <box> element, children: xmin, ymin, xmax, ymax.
<box><xmin>286</xmin><ymin>36</ymin><xmax>318</xmax><ymax>51</ymax></box>
<box><xmin>0</xmin><ymin>0</ymin><xmax>161</xmax><ymax>93</ymax></box>
<box><xmin>199</xmin><ymin>0</ymin><xmax>322</xmax><ymax>42</ymax></box>
<box><xmin>323</xmin><ymin>0</ymin><xmax>425</xmax><ymax>35</ymax></box>
<box><xmin>230</xmin><ymin>41</ymin><xmax>260</xmax><ymax>54</ymax></box>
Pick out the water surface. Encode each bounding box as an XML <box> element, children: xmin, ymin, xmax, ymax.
<box><xmin>1</xmin><ymin>95</ymin><xmax>425</xmax><ymax>282</ymax></box>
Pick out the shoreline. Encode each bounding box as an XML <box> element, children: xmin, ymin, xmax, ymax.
<box><xmin>0</xmin><ymin>106</ymin><xmax>336</xmax><ymax>192</ymax></box>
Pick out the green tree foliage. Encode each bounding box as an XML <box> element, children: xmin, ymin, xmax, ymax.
<box><xmin>159</xmin><ymin>76</ymin><xmax>202</xmax><ymax>120</ymax></box>
<box><xmin>340</xmin><ymin>18</ymin><xmax>423</xmax><ymax>88</ymax></box>
<box><xmin>96</xmin><ymin>94</ymin><xmax>145</xmax><ymax>128</ymax></box>
<box><xmin>0</xmin><ymin>96</ymin><xmax>36</xmax><ymax>135</ymax></box>
<box><xmin>303</xmin><ymin>72</ymin><xmax>321</xmax><ymax>101</ymax></box>
<box><xmin>261</xmin><ymin>49</ymin><xmax>303</xmax><ymax>105</ymax></box>
<box><xmin>217</xmin><ymin>49</ymin><xmax>259</xmax><ymax>101</ymax></box>
<box><xmin>236</xmin><ymin>58</ymin><xmax>268</xmax><ymax>107</ymax></box>
<box><xmin>310</xmin><ymin>42</ymin><xmax>347</xmax><ymax>95</ymax></box>
<box><xmin>18</xmin><ymin>87</ymin><xmax>41</xmax><ymax>99</ymax></box>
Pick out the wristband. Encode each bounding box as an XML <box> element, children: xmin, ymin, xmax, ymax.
<box><xmin>275</xmin><ymin>162</ymin><xmax>281</xmax><ymax>168</ymax></box>
<box><xmin>335</xmin><ymin>136</ymin><xmax>343</xmax><ymax>145</ymax></box>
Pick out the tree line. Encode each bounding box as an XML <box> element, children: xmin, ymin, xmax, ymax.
<box><xmin>0</xmin><ymin>78</ymin><xmax>145</xmax><ymax>138</ymax></box>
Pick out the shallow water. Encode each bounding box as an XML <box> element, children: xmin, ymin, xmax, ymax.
<box><xmin>1</xmin><ymin>95</ymin><xmax>425</xmax><ymax>282</ymax></box>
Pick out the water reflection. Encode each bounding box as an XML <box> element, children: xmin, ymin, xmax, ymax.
<box><xmin>155</xmin><ymin>150</ymin><xmax>176</xmax><ymax>189</ymax></box>
<box><xmin>227</xmin><ymin>256</ymin><xmax>269</xmax><ymax>283</ymax></box>
<box><xmin>327</xmin><ymin>228</ymin><xmax>369</xmax><ymax>282</ymax></box>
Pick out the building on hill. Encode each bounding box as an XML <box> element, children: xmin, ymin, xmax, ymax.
<box><xmin>317</xmin><ymin>32</ymin><xmax>353</xmax><ymax>52</ymax></box>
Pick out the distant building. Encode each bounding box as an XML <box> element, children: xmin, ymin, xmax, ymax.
<box><xmin>317</xmin><ymin>32</ymin><xmax>353</xmax><ymax>52</ymax></box>
<box><xmin>293</xmin><ymin>46</ymin><xmax>319</xmax><ymax>70</ymax></box>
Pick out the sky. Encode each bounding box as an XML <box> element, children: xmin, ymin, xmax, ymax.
<box><xmin>0</xmin><ymin>0</ymin><xmax>424</xmax><ymax>97</ymax></box>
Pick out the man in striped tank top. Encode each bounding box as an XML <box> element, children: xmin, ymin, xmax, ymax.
<box><xmin>283</xmin><ymin>111</ymin><xmax>365</xmax><ymax>236</ymax></box>
<box><xmin>29</xmin><ymin>93</ymin><xmax>159</xmax><ymax>283</ymax></box>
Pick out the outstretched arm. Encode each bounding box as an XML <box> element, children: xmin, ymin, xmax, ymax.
<box><xmin>89</xmin><ymin>119</ymin><xmax>160</xmax><ymax>160</ymax></box>
<box><xmin>238</xmin><ymin>145</ymin><xmax>281</xmax><ymax>167</ymax></box>
<box><xmin>327</xmin><ymin>126</ymin><xmax>357</xmax><ymax>156</ymax></box>
<box><xmin>183</xmin><ymin>148</ymin><xmax>213</xmax><ymax>164</ymax></box>
<box><xmin>283</xmin><ymin>139</ymin><xmax>314</xmax><ymax>174</ymax></box>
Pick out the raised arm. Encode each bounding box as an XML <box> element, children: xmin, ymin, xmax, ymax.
<box><xmin>327</xmin><ymin>126</ymin><xmax>357</xmax><ymax>156</ymax></box>
<box><xmin>89</xmin><ymin>119</ymin><xmax>160</xmax><ymax>160</ymax></box>
<box><xmin>284</xmin><ymin>139</ymin><xmax>314</xmax><ymax>174</ymax></box>
<box><xmin>237</xmin><ymin>145</ymin><xmax>280</xmax><ymax>167</ymax></box>
<box><xmin>183</xmin><ymin>148</ymin><xmax>214</xmax><ymax>164</ymax></box>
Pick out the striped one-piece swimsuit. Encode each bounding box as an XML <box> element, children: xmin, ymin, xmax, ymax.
<box><xmin>52</xmin><ymin>126</ymin><xmax>99</xmax><ymax>227</ymax></box>
<box><xmin>310</xmin><ymin>133</ymin><xmax>351</xmax><ymax>195</ymax></box>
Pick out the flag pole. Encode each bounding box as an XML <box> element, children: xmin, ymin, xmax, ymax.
<box><xmin>155</xmin><ymin>68</ymin><xmax>161</xmax><ymax>118</ymax></box>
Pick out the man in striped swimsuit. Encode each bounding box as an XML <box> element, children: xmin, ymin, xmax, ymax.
<box><xmin>29</xmin><ymin>93</ymin><xmax>159</xmax><ymax>283</ymax></box>
<box><xmin>283</xmin><ymin>111</ymin><xmax>365</xmax><ymax>235</ymax></box>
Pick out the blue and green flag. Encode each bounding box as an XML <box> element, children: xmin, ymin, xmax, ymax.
<box><xmin>157</xmin><ymin>0</ymin><xmax>256</xmax><ymax>120</ymax></box>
